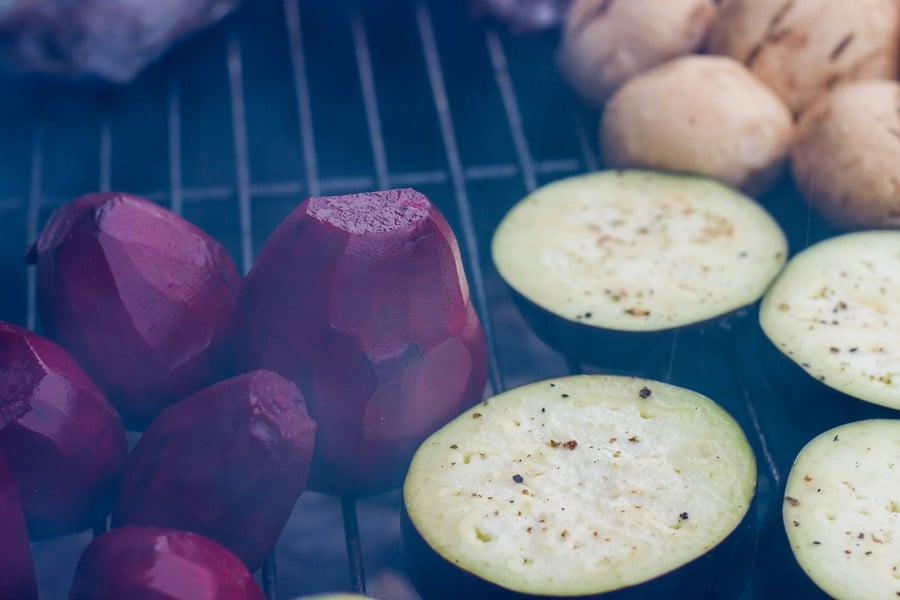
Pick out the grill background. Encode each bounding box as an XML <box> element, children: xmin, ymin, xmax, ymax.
<box><xmin>0</xmin><ymin>1</ymin><xmax>843</xmax><ymax>598</ymax></box>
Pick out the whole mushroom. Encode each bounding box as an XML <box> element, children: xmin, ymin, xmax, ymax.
<box><xmin>558</xmin><ymin>0</ymin><xmax>719</xmax><ymax>107</ymax></box>
<box><xmin>600</xmin><ymin>55</ymin><xmax>794</xmax><ymax>196</ymax></box>
<box><xmin>791</xmin><ymin>79</ymin><xmax>900</xmax><ymax>230</ymax></box>
<box><xmin>705</xmin><ymin>0</ymin><xmax>900</xmax><ymax>115</ymax></box>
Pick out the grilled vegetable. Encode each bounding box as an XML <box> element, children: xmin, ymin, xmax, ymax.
<box><xmin>0</xmin><ymin>322</ymin><xmax>127</xmax><ymax>540</ymax></box>
<box><xmin>791</xmin><ymin>79</ymin><xmax>900</xmax><ymax>230</ymax></box>
<box><xmin>491</xmin><ymin>170</ymin><xmax>787</xmax><ymax>366</ymax></box>
<box><xmin>757</xmin><ymin>231</ymin><xmax>900</xmax><ymax>478</ymax></box>
<box><xmin>558</xmin><ymin>0</ymin><xmax>719</xmax><ymax>108</ymax></box>
<box><xmin>69</xmin><ymin>526</ymin><xmax>266</xmax><ymax>600</ymax></box>
<box><xmin>112</xmin><ymin>370</ymin><xmax>316</xmax><ymax>571</ymax></box>
<box><xmin>28</xmin><ymin>192</ymin><xmax>241</xmax><ymax>429</ymax></box>
<box><xmin>0</xmin><ymin>451</ymin><xmax>37</xmax><ymax>600</ymax></box>
<box><xmin>760</xmin><ymin>231</ymin><xmax>900</xmax><ymax>412</ymax></box>
<box><xmin>0</xmin><ymin>0</ymin><xmax>242</xmax><ymax>83</ymax></box>
<box><xmin>756</xmin><ymin>420</ymin><xmax>900</xmax><ymax>600</ymax></box>
<box><xmin>403</xmin><ymin>375</ymin><xmax>757</xmax><ymax>599</ymax></box>
<box><xmin>704</xmin><ymin>0</ymin><xmax>900</xmax><ymax>115</ymax></box>
<box><xmin>235</xmin><ymin>188</ymin><xmax>488</xmax><ymax>496</ymax></box>
<box><xmin>600</xmin><ymin>56</ymin><xmax>793</xmax><ymax>196</ymax></box>
<box><xmin>755</xmin><ymin>336</ymin><xmax>897</xmax><ymax>483</ymax></box>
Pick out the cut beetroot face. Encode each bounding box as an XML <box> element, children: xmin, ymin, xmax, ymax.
<box><xmin>69</xmin><ymin>526</ymin><xmax>266</xmax><ymax>600</ymax></box>
<box><xmin>0</xmin><ymin>450</ymin><xmax>37</xmax><ymax>600</ymax></box>
<box><xmin>235</xmin><ymin>188</ymin><xmax>488</xmax><ymax>495</ymax></box>
<box><xmin>0</xmin><ymin>321</ymin><xmax>128</xmax><ymax>540</ymax></box>
<box><xmin>28</xmin><ymin>192</ymin><xmax>241</xmax><ymax>428</ymax></box>
<box><xmin>112</xmin><ymin>370</ymin><xmax>316</xmax><ymax>571</ymax></box>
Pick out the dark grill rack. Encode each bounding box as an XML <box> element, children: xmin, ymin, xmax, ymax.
<box><xmin>0</xmin><ymin>1</ymin><xmax>846</xmax><ymax>598</ymax></box>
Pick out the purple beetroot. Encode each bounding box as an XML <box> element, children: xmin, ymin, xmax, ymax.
<box><xmin>69</xmin><ymin>526</ymin><xmax>267</xmax><ymax>600</ymax></box>
<box><xmin>112</xmin><ymin>370</ymin><xmax>316</xmax><ymax>571</ymax></box>
<box><xmin>0</xmin><ymin>321</ymin><xmax>127</xmax><ymax>539</ymax></box>
<box><xmin>0</xmin><ymin>451</ymin><xmax>37</xmax><ymax>600</ymax></box>
<box><xmin>27</xmin><ymin>192</ymin><xmax>241</xmax><ymax>428</ymax></box>
<box><xmin>235</xmin><ymin>188</ymin><xmax>488</xmax><ymax>495</ymax></box>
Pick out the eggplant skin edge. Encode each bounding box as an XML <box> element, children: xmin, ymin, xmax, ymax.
<box><xmin>401</xmin><ymin>495</ymin><xmax>758</xmax><ymax>600</ymax></box>
<box><xmin>756</xmin><ymin>331</ymin><xmax>899</xmax><ymax>476</ymax></box>
<box><xmin>506</xmin><ymin>280</ymin><xmax>754</xmax><ymax>368</ymax></box>
<box><xmin>757</xmin><ymin>230</ymin><xmax>900</xmax><ymax>413</ymax></box>
<box><xmin>753</xmin><ymin>494</ymin><xmax>830</xmax><ymax>600</ymax></box>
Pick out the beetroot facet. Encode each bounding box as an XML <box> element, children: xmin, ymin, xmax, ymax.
<box><xmin>235</xmin><ymin>188</ymin><xmax>489</xmax><ymax>495</ymax></box>
<box><xmin>0</xmin><ymin>450</ymin><xmax>37</xmax><ymax>600</ymax></box>
<box><xmin>112</xmin><ymin>370</ymin><xmax>316</xmax><ymax>571</ymax></box>
<box><xmin>0</xmin><ymin>321</ymin><xmax>128</xmax><ymax>540</ymax></box>
<box><xmin>68</xmin><ymin>526</ymin><xmax>266</xmax><ymax>600</ymax></box>
<box><xmin>28</xmin><ymin>192</ymin><xmax>241</xmax><ymax>428</ymax></box>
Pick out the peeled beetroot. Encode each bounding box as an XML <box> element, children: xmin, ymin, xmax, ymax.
<box><xmin>112</xmin><ymin>370</ymin><xmax>316</xmax><ymax>571</ymax></box>
<box><xmin>235</xmin><ymin>188</ymin><xmax>488</xmax><ymax>495</ymax></box>
<box><xmin>69</xmin><ymin>526</ymin><xmax>266</xmax><ymax>600</ymax></box>
<box><xmin>28</xmin><ymin>192</ymin><xmax>241</xmax><ymax>428</ymax></box>
<box><xmin>0</xmin><ymin>321</ymin><xmax>127</xmax><ymax>539</ymax></box>
<box><xmin>0</xmin><ymin>451</ymin><xmax>37</xmax><ymax>600</ymax></box>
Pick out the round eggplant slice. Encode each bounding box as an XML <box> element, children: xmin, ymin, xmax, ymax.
<box><xmin>403</xmin><ymin>375</ymin><xmax>757</xmax><ymax>599</ymax></box>
<box><xmin>491</xmin><ymin>170</ymin><xmax>787</xmax><ymax>366</ymax></box>
<box><xmin>760</xmin><ymin>231</ymin><xmax>900</xmax><ymax>412</ymax></box>
<box><xmin>775</xmin><ymin>420</ymin><xmax>900</xmax><ymax>600</ymax></box>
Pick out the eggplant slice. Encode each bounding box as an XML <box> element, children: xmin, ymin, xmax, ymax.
<box><xmin>781</xmin><ymin>419</ymin><xmax>900</xmax><ymax>600</ymax></box>
<box><xmin>491</xmin><ymin>170</ymin><xmax>787</xmax><ymax>364</ymax></box>
<box><xmin>760</xmin><ymin>231</ymin><xmax>900</xmax><ymax>411</ymax></box>
<box><xmin>403</xmin><ymin>375</ymin><xmax>757</xmax><ymax>598</ymax></box>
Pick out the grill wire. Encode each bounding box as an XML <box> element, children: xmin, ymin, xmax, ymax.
<box><xmin>0</xmin><ymin>0</ymin><xmax>824</xmax><ymax>597</ymax></box>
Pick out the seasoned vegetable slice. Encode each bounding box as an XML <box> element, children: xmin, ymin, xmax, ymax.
<box><xmin>492</xmin><ymin>171</ymin><xmax>787</xmax><ymax>333</ymax></box>
<box><xmin>782</xmin><ymin>420</ymin><xmax>900</xmax><ymax>600</ymax></box>
<box><xmin>404</xmin><ymin>375</ymin><xmax>756</xmax><ymax>598</ymax></box>
<box><xmin>491</xmin><ymin>170</ymin><xmax>787</xmax><ymax>367</ymax></box>
<box><xmin>760</xmin><ymin>231</ymin><xmax>900</xmax><ymax>410</ymax></box>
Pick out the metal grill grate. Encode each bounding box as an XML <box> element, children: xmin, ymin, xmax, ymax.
<box><xmin>0</xmin><ymin>0</ymin><xmax>845</xmax><ymax>598</ymax></box>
